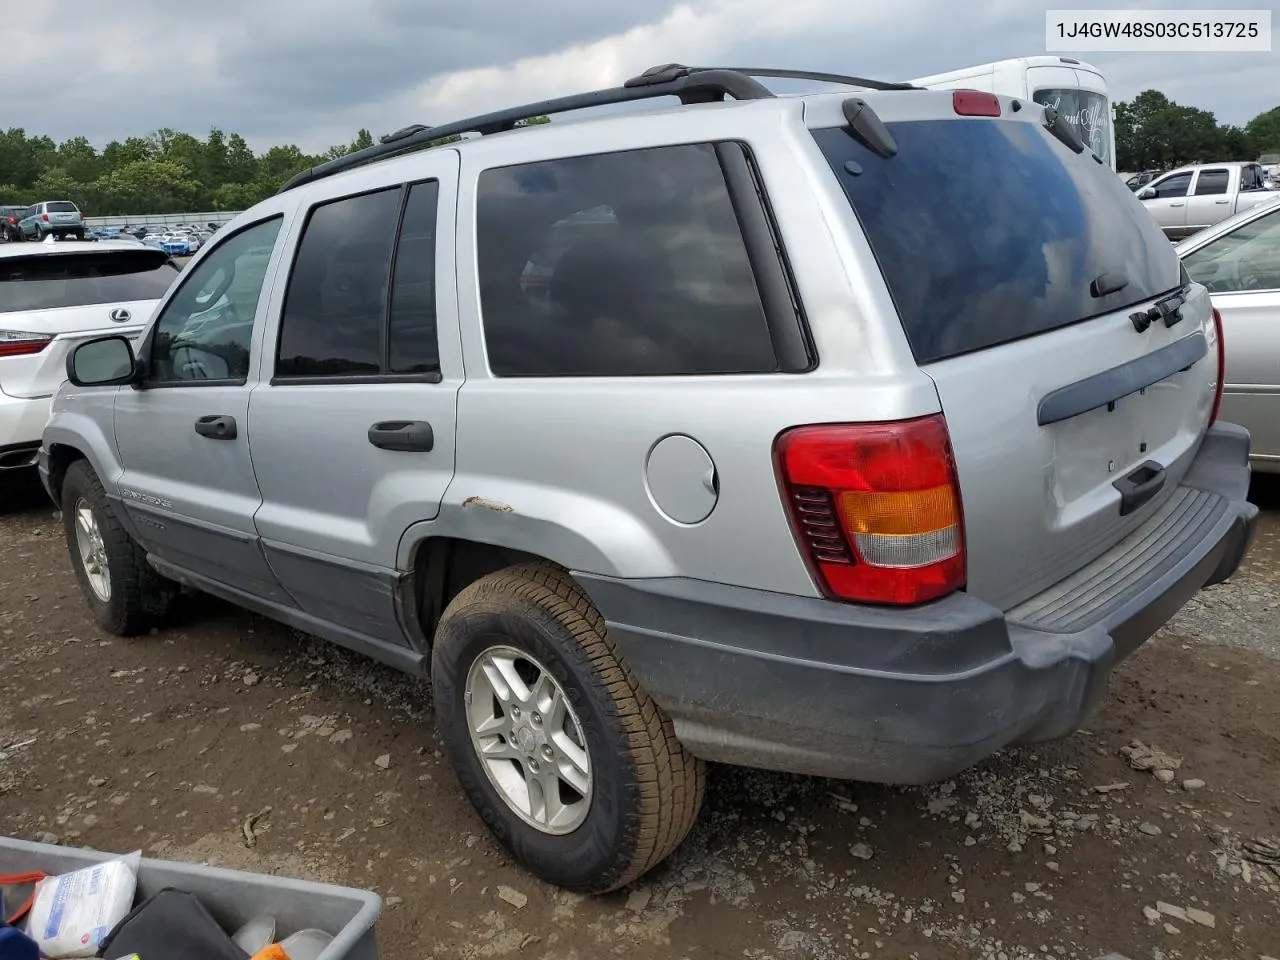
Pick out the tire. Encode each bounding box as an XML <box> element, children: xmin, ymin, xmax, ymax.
<box><xmin>61</xmin><ymin>460</ymin><xmax>177</xmax><ymax>635</ymax></box>
<box><xmin>432</xmin><ymin>562</ymin><xmax>705</xmax><ymax>893</ymax></box>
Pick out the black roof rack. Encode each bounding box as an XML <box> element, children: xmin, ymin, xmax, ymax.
<box><xmin>277</xmin><ymin>63</ymin><xmax>914</xmax><ymax>194</ymax></box>
<box><xmin>646</xmin><ymin>65</ymin><xmax>918</xmax><ymax>92</ymax></box>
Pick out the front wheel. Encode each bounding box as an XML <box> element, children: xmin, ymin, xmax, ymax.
<box><xmin>432</xmin><ymin>563</ymin><xmax>705</xmax><ymax>893</ymax></box>
<box><xmin>61</xmin><ymin>460</ymin><xmax>177</xmax><ymax>635</ymax></box>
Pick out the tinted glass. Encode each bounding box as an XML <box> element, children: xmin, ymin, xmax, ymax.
<box><xmin>46</xmin><ymin>201</ymin><xmax>78</xmax><ymax>213</ymax></box>
<box><xmin>812</xmin><ymin>119</ymin><xmax>1180</xmax><ymax>365</ymax></box>
<box><xmin>276</xmin><ymin>188</ymin><xmax>400</xmax><ymax>378</ymax></box>
<box><xmin>1152</xmin><ymin>172</ymin><xmax>1192</xmax><ymax>198</ymax></box>
<box><xmin>388</xmin><ymin>181</ymin><xmax>440</xmax><ymax>374</ymax></box>
<box><xmin>0</xmin><ymin>251</ymin><xmax>179</xmax><ymax>313</ymax></box>
<box><xmin>476</xmin><ymin>143</ymin><xmax>775</xmax><ymax>377</ymax></box>
<box><xmin>1183</xmin><ymin>206</ymin><xmax>1280</xmax><ymax>293</ymax></box>
<box><xmin>1031</xmin><ymin>88</ymin><xmax>1111</xmax><ymax>167</ymax></box>
<box><xmin>149</xmin><ymin>217</ymin><xmax>281</xmax><ymax>383</ymax></box>
<box><xmin>1194</xmin><ymin>170</ymin><xmax>1229</xmax><ymax>196</ymax></box>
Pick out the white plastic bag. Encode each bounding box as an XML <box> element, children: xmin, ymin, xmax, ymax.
<box><xmin>25</xmin><ymin>851</ymin><xmax>141</xmax><ymax>958</ymax></box>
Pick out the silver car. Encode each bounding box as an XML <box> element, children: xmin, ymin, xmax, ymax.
<box><xmin>38</xmin><ymin>65</ymin><xmax>1257</xmax><ymax>893</ymax></box>
<box><xmin>1177</xmin><ymin>194</ymin><xmax>1280</xmax><ymax>472</ymax></box>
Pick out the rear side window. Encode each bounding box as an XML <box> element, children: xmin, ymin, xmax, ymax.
<box><xmin>476</xmin><ymin>143</ymin><xmax>778</xmax><ymax>377</ymax></box>
<box><xmin>275</xmin><ymin>181</ymin><xmax>441</xmax><ymax>380</ymax></box>
<box><xmin>1030</xmin><ymin>88</ymin><xmax>1111</xmax><ymax>169</ymax></box>
<box><xmin>0</xmin><ymin>251</ymin><xmax>179</xmax><ymax>313</ymax></box>
<box><xmin>46</xmin><ymin>201</ymin><xmax>79</xmax><ymax>213</ymax></box>
<box><xmin>1194</xmin><ymin>169</ymin><xmax>1229</xmax><ymax>196</ymax></box>
<box><xmin>812</xmin><ymin>118</ymin><xmax>1180</xmax><ymax>365</ymax></box>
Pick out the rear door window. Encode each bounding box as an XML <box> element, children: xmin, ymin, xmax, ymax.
<box><xmin>1031</xmin><ymin>88</ymin><xmax>1111</xmax><ymax>168</ymax></box>
<box><xmin>811</xmin><ymin>117</ymin><xmax>1180</xmax><ymax>364</ymax></box>
<box><xmin>1194</xmin><ymin>169</ymin><xmax>1230</xmax><ymax>195</ymax></box>
<box><xmin>0</xmin><ymin>251</ymin><xmax>180</xmax><ymax>313</ymax></box>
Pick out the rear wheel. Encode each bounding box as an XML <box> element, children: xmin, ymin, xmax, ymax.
<box><xmin>61</xmin><ymin>460</ymin><xmax>177</xmax><ymax>635</ymax></box>
<box><xmin>432</xmin><ymin>563</ymin><xmax>705</xmax><ymax>893</ymax></box>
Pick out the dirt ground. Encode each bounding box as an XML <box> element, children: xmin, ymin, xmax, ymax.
<box><xmin>1</xmin><ymin>472</ymin><xmax>1278</xmax><ymax>960</ymax></box>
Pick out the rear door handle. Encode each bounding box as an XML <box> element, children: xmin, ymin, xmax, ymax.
<box><xmin>194</xmin><ymin>415</ymin><xmax>237</xmax><ymax>440</ymax></box>
<box><xmin>1113</xmin><ymin>460</ymin><xmax>1165</xmax><ymax>516</ymax></box>
<box><xmin>1214</xmin><ymin>199</ymin><xmax>1229</xmax><ymax>204</ymax></box>
<box><xmin>368</xmin><ymin>420</ymin><xmax>434</xmax><ymax>452</ymax></box>
<box><xmin>1170</xmin><ymin>202</ymin><xmax>1185</xmax><ymax>207</ymax></box>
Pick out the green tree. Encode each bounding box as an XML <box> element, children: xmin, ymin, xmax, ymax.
<box><xmin>1115</xmin><ymin>90</ymin><xmax>1254</xmax><ymax>170</ymax></box>
<box><xmin>1245</xmin><ymin>106</ymin><xmax>1280</xmax><ymax>155</ymax></box>
<box><xmin>91</xmin><ymin>160</ymin><xmax>200</xmax><ymax>216</ymax></box>
<box><xmin>32</xmin><ymin>167</ymin><xmax>86</xmax><ymax>205</ymax></box>
<box><xmin>56</xmin><ymin>136</ymin><xmax>102</xmax><ymax>183</ymax></box>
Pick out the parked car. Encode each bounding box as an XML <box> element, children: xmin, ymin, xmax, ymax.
<box><xmin>1</xmin><ymin>206</ymin><xmax>26</xmax><ymax>242</ymax></box>
<box><xmin>0</xmin><ymin>240</ymin><xmax>178</xmax><ymax>473</ymax></box>
<box><xmin>18</xmin><ymin>201</ymin><xmax>89</xmax><ymax>242</ymax></box>
<box><xmin>1138</xmin><ymin>162</ymin><xmax>1273</xmax><ymax>239</ymax></box>
<box><xmin>40</xmin><ymin>66</ymin><xmax>1256</xmax><ymax>893</ymax></box>
<box><xmin>1124</xmin><ymin>170</ymin><xmax>1162</xmax><ymax>191</ymax></box>
<box><xmin>1177</xmin><ymin>193</ymin><xmax>1280</xmax><ymax>472</ymax></box>
<box><xmin>155</xmin><ymin>234</ymin><xmax>195</xmax><ymax>256</ymax></box>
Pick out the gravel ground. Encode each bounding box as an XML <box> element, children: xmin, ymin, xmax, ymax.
<box><xmin>1</xmin><ymin>472</ymin><xmax>1278</xmax><ymax>960</ymax></box>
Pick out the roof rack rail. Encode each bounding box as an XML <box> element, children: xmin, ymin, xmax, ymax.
<box><xmin>277</xmin><ymin>66</ymin><xmax>774</xmax><ymax>194</ymax></box>
<box><xmin>668</xmin><ymin>66</ymin><xmax>919</xmax><ymax>92</ymax></box>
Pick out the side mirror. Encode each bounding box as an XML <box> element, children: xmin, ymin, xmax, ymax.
<box><xmin>66</xmin><ymin>335</ymin><xmax>139</xmax><ymax>387</ymax></box>
<box><xmin>1137</xmin><ymin>187</ymin><xmax>1156</xmax><ymax>200</ymax></box>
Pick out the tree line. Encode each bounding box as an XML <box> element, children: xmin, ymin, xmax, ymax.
<box><xmin>0</xmin><ymin>91</ymin><xmax>1275</xmax><ymax>215</ymax></box>
<box><xmin>1116</xmin><ymin>91</ymin><xmax>1279</xmax><ymax>172</ymax></box>
<box><xmin>0</xmin><ymin>117</ymin><xmax>548</xmax><ymax>217</ymax></box>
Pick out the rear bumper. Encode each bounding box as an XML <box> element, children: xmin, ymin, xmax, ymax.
<box><xmin>575</xmin><ymin>422</ymin><xmax>1257</xmax><ymax>785</ymax></box>
<box><xmin>0</xmin><ymin>393</ymin><xmax>52</xmax><ymax>470</ymax></box>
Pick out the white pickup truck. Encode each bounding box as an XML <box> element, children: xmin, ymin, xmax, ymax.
<box><xmin>1138</xmin><ymin>162</ymin><xmax>1274</xmax><ymax>239</ymax></box>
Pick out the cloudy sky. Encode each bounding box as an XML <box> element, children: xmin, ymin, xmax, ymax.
<box><xmin>8</xmin><ymin>0</ymin><xmax>1278</xmax><ymax>153</ymax></box>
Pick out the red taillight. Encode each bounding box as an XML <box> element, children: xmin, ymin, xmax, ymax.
<box><xmin>0</xmin><ymin>331</ymin><xmax>54</xmax><ymax>357</ymax></box>
<box><xmin>774</xmin><ymin>415</ymin><xmax>966</xmax><ymax>606</ymax></box>
<box><xmin>41</xmin><ymin>213</ymin><xmax>49</xmax><ymax>222</ymax></box>
<box><xmin>952</xmin><ymin>90</ymin><xmax>1001</xmax><ymax>117</ymax></box>
<box><xmin>1209</xmin><ymin>307</ymin><xmax>1225</xmax><ymax>426</ymax></box>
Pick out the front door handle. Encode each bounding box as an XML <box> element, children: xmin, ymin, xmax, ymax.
<box><xmin>194</xmin><ymin>415</ymin><xmax>237</xmax><ymax>440</ymax></box>
<box><xmin>1214</xmin><ymin>199</ymin><xmax>1229</xmax><ymax>204</ymax></box>
<box><xmin>1170</xmin><ymin>202</ymin><xmax>1185</xmax><ymax>207</ymax></box>
<box><xmin>368</xmin><ymin>420</ymin><xmax>434</xmax><ymax>452</ymax></box>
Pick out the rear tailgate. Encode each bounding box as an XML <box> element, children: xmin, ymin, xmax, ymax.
<box><xmin>811</xmin><ymin>95</ymin><xmax>1217</xmax><ymax>611</ymax></box>
<box><xmin>0</xmin><ymin>248</ymin><xmax>177</xmax><ymax>399</ymax></box>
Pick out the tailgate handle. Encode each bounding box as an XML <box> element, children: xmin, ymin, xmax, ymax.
<box><xmin>1113</xmin><ymin>460</ymin><xmax>1165</xmax><ymax>516</ymax></box>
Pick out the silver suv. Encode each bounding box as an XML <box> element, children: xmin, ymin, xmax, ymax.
<box><xmin>39</xmin><ymin>66</ymin><xmax>1258</xmax><ymax>893</ymax></box>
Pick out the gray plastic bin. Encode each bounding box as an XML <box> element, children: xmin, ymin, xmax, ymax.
<box><xmin>0</xmin><ymin>836</ymin><xmax>380</xmax><ymax>960</ymax></box>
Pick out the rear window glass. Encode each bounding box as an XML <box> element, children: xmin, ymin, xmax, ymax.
<box><xmin>812</xmin><ymin>118</ymin><xmax>1180</xmax><ymax>365</ymax></box>
<box><xmin>46</xmin><ymin>202</ymin><xmax>79</xmax><ymax>213</ymax></box>
<box><xmin>0</xmin><ymin>251</ymin><xmax>179</xmax><ymax>313</ymax></box>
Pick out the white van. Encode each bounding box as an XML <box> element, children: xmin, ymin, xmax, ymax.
<box><xmin>911</xmin><ymin>56</ymin><xmax>1116</xmax><ymax>171</ymax></box>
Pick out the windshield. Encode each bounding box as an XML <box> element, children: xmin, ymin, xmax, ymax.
<box><xmin>46</xmin><ymin>201</ymin><xmax>79</xmax><ymax>214</ymax></box>
<box><xmin>1032</xmin><ymin>87</ymin><xmax>1111</xmax><ymax>168</ymax></box>
<box><xmin>811</xmin><ymin>116</ymin><xmax>1178</xmax><ymax>364</ymax></box>
<box><xmin>0</xmin><ymin>251</ymin><xmax>179</xmax><ymax>313</ymax></box>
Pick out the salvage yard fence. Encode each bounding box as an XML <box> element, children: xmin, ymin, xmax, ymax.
<box><xmin>85</xmin><ymin>210</ymin><xmax>244</xmax><ymax>229</ymax></box>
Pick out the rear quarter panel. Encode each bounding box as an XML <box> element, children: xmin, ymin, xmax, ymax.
<box><xmin>399</xmin><ymin>102</ymin><xmax>942</xmax><ymax>593</ymax></box>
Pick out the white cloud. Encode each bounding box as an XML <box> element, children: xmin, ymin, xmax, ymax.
<box><xmin>3</xmin><ymin>0</ymin><xmax>1276</xmax><ymax>151</ymax></box>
